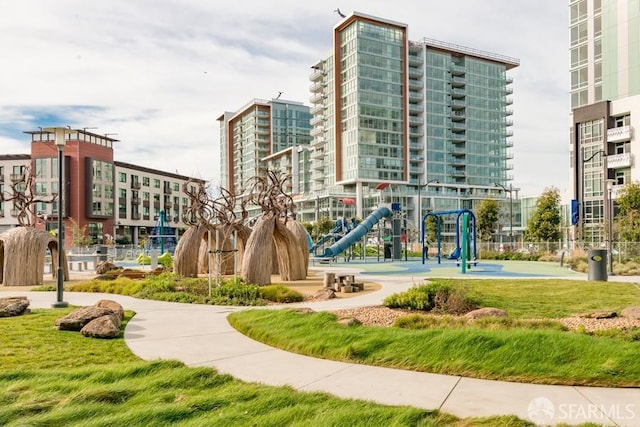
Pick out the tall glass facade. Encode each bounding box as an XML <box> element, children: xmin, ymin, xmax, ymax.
<box><xmin>345</xmin><ymin>20</ymin><xmax>405</xmax><ymax>182</ymax></box>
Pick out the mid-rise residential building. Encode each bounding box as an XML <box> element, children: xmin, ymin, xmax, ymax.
<box><xmin>569</xmin><ymin>0</ymin><xmax>639</xmax><ymax>244</ymax></box>
<box><xmin>220</xmin><ymin>12</ymin><xmax>520</xmax><ymax>241</ymax></box>
<box><xmin>217</xmin><ymin>98</ymin><xmax>312</xmax><ymax>214</ymax></box>
<box><xmin>0</xmin><ymin>129</ymin><xmax>205</xmax><ymax>248</ymax></box>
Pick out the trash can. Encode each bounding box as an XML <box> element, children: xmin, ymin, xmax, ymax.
<box><xmin>384</xmin><ymin>243</ymin><xmax>392</xmax><ymax>259</ymax></box>
<box><xmin>587</xmin><ymin>248</ymin><xmax>608</xmax><ymax>281</ymax></box>
<box><xmin>95</xmin><ymin>245</ymin><xmax>108</xmax><ymax>262</ymax></box>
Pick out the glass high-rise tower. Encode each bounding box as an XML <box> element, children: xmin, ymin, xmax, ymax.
<box><xmin>307</xmin><ymin>12</ymin><xmax>519</xmax><ymax>236</ymax></box>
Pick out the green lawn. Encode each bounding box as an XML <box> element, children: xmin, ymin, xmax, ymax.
<box><xmin>0</xmin><ymin>308</ymin><xmax>536</xmax><ymax>426</ymax></box>
<box><xmin>228</xmin><ymin>279</ymin><xmax>640</xmax><ymax>387</ymax></box>
<box><xmin>462</xmin><ymin>279</ymin><xmax>640</xmax><ymax>318</ymax></box>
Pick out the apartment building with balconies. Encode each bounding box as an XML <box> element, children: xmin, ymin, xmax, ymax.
<box><xmin>569</xmin><ymin>0</ymin><xmax>640</xmax><ymax>243</ymax></box>
<box><xmin>0</xmin><ymin>129</ymin><xmax>205</xmax><ymax>247</ymax></box>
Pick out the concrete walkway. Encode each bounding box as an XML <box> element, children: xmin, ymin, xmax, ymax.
<box><xmin>5</xmin><ymin>268</ymin><xmax>640</xmax><ymax>426</ymax></box>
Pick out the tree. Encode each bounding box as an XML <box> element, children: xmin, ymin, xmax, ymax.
<box><xmin>614</xmin><ymin>181</ymin><xmax>640</xmax><ymax>242</ymax></box>
<box><xmin>69</xmin><ymin>218</ymin><xmax>92</xmax><ymax>248</ymax></box>
<box><xmin>312</xmin><ymin>217</ymin><xmax>334</xmax><ymax>241</ymax></box>
<box><xmin>526</xmin><ymin>187</ymin><xmax>562</xmax><ymax>241</ymax></box>
<box><xmin>476</xmin><ymin>199</ymin><xmax>499</xmax><ymax>242</ymax></box>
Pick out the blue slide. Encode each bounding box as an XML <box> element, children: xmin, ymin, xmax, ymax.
<box><xmin>310</xmin><ymin>223</ymin><xmax>342</xmax><ymax>252</ymax></box>
<box><xmin>321</xmin><ymin>206</ymin><xmax>392</xmax><ymax>258</ymax></box>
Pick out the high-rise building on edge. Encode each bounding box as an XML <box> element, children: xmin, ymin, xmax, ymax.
<box><xmin>569</xmin><ymin>0</ymin><xmax>639</xmax><ymax>244</ymax></box>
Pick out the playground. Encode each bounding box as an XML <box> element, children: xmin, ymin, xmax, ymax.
<box><xmin>307</xmin><ymin>203</ymin><xmax>576</xmax><ymax>278</ymax></box>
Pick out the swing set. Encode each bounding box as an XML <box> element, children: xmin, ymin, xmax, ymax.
<box><xmin>421</xmin><ymin>208</ymin><xmax>478</xmax><ymax>273</ymax></box>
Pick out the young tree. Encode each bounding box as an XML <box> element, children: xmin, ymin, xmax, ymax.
<box><xmin>526</xmin><ymin>187</ymin><xmax>562</xmax><ymax>241</ymax></box>
<box><xmin>312</xmin><ymin>216</ymin><xmax>335</xmax><ymax>241</ymax></box>
<box><xmin>614</xmin><ymin>181</ymin><xmax>640</xmax><ymax>242</ymax></box>
<box><xmin>69</xmin><ymin>218</ymin><xmax>92</xmax><ymax>248</ymax></box>
<box><xmin>476</xmin><ymin>199</ymin><xmax>499</xmax><ymax>242</ymax></box>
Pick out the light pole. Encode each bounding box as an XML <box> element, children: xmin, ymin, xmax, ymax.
<box><xmin>494</xmin><ymin>182</ymin><xmax>513</xmax><ymax>247</ymax></box>
<box><xmin>46</xmin><ymin>127</ymin><xmax>69</xmax><ymax>308</ymax></box>
<box><xmin>581</xmin><ymin>149</ymin><xmax>607</xmax><ymax>246</ymax></box>
<box><xmin>607</xmin><ymin>181</ymin><xmax>615</xmax><ymax>275</ymax></box>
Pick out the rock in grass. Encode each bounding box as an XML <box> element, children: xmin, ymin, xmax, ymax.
<box><xmin>95</xmin><ymin>261</ymin><xmax>116</xmax><ymax>274</ymax></box>
<box><xmin>55</xmin><ymin>306</ymin><xmax>114</xmax><ymax>331</ymax></box>
<box><xmin>465</xmin><ymin>307</ymin><xmax>507</xmax><ymax>319</ymax></box>
<box><xmin>621</xmin><ymin>306</ymin><xmax>640</xmax><ymax>319</ymax></box>
<box><xmin>80</xmin><ymin>315</ymin><xmax>121</xmax><ymax>338</ymax></box>
<box><xmin>578</xmin><ymin>310</ymin><xmax>617</xmax><ymax>319</ymax></box>
<box><xmin>337</xmin><ymin>316</ymin><xmax>361</xmax><ymax>326</ymax></box>
<box><xmin>313</xmin><ymin>288</ymin><xmax>336</xmax><ymax>300</ymax></box>
<box><xmin>0</xmin><ymin>296</ymin><xmax>30</xmax><ymax>317</ymax></box>
<box><xmin>94</xmin><ymin>299</ymin><xmax>124</xmax><ymax>321</ymax></box>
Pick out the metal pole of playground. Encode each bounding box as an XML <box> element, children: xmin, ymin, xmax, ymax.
<box><xmin>461</xmin><ymin>212</ymin><xmax>469</xmax><ymax>274</ymax></box>
<box><xmin>207</xmin><ymin>229</ymin><xmax>212</xmax><ymax>297</ymax></box>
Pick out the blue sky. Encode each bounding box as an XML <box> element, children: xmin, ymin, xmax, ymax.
<box><xmin>0</xmin><ymin>0</ymin><xmax>569</xmax><ymax>197</ymax></box>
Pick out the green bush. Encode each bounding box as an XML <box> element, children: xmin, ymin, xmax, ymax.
<box><xmin>383</xmin><ymin>282</ymin><xmax>478</xmax><ymax>314</ymax></box>
<box><xmin>68</xmin><ymin>277</ymin><xmax>143</xmax><ymax>295</ymax></box>
<box><xmin>208</xmin><ymin>280</ymin><xmax>266</xmax><ymax>306</ymax></box>
<box><xmin>259</xmin><ymin>285</ymin><xmax>304</xmax><ymax>303</ymax></box>
<box><xmin>136</xmin><ymin>291</ymin><xmax>201</xmax><ymax>304</ymax></box>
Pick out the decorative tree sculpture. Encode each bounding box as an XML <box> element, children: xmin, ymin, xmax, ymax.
<box><xmin>0</xmin><ymin>166</ymin><xmax>69</xmax><ymax>286</ymax></box>
<box><xmin>241</xmin><ymin>171</ymin><xmax>307</xmax><ymax>285</ymax></box>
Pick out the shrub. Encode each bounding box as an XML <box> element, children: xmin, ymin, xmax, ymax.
<box><xmin>207</xmin><ymin>280</ymin><xmax>265</xmax><ymax>306</ymax></box>
<box><xmin>136</xmin><ymin>291</ymin><xmax>202</xmax><ymax>304</ymax></box>
<box><xmin>383</xmin><ymin>281</ymin><xmax>478</xmax><ymax>314</ymax></box>
<box><xmin>68</xmin><ymin>277</ymin><xmax>142</xmax><ymax>295</ymax></box>
<box><xmin>259</xmin><ymin>285</ymin><xmax>304</xmax><ymax>303</ymax></box>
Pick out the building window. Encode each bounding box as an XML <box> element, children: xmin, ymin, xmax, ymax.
<box><xmin>143</xmin><ymin>192</ymin><xmax>150</xmax><ymax>201</ymax></box>
<box><xmin>143</xmin><ymin>177</ymin><xmax>150</xmax><ymax>186</ymax></box>
<box><xmin>88</xmin><ymin>222</ymin><xmax>103</xmax><ymax>244</ymax></box>
<box><xmin>119</xmin><ymin>188</ymin><xmax>127</xmax><ymax>198</ymax></box>
<box><xmin>119</xmin><ymin>172</ymin><xmax>127</xmax><ymax>183</ymax></box>
<box><xmin>34</xmin><ymin>158</ymin><xmax>48</xmax><ymax>178</ymax></box>
<box><xmin>35</xmin><ymin>182</ymin><xmax>47</xmax><ymax>196</ymax></box>
<box><xmin>614</xmin><ymin>115</ymin><xmax>630</xmax><ymax>127</ymax></box>
<box><xmin>153</xmin><ymin>179</ymin><xmax>160</xmax><ymax>188</ymax></box>
<box><xmin>173</xmin><ymin>182</ymin><xmax>180</xmax><ymax>191</ymax></box>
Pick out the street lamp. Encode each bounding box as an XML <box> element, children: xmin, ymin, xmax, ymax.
<box><xmin>581</xmin><ymin>149</ymin><xmax>608</xmax><ymax>248</ymax></box>
<box><xmin>45</xmin><ymin>127</ymin><xmax>69</xmax><ymax>308</ymax></box>
<box><xmin>494</xmin><ymin>182</ymin><xmax>513</xmax><ymax>246</ymax></box>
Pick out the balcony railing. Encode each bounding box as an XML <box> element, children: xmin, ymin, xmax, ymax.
<box><xmin>131</xmin><ymin>182</ymin><xmax>141</xmax><ymax>189</ymax></box>
<box><xmin>132</xmin><ymin>213</ymin><xmax>141</xmax><ymax>220</ymax></box>
<box><xmin>607</xmin><ymin>152</ymin><xmax>633</xmax><ymax>169</ymax></box>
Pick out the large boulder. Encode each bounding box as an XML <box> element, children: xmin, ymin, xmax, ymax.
<box><xmin>80</xmin><ymin>315</ymin><xmax>121</xmax><ymax>339</ymax></box>
<box><xmin>94</xmin><ymin>299</ymin><xmax>124</xmax><ymax>321</ymax></box>
<box><xmin>0</xmin><ymin>297</ymin><xmax>30</xmax><ymax>317</ymax></box>
<box><xmin>312</xmin><ymin>288</ymin><xmax>336</xmax><ymax>301</ymax></box>
<box><xmin>465</xmin><ymin>307</ymin><xmax>508</xmax><ymax>319</ymax></box>
<box><xmin>55</xmin><ymin>306</ymin><xmax>114</xmax><ymax>331</ymax></box>
<box><xmin>96</xmin><ymin>261</ymin><xmax>116</xmax><ymax>275</ymax></box>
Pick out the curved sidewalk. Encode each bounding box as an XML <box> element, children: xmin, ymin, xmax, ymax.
<box><xmin>6</xmin><ymin>270</ymin><xmax>640</xmax><ymax>426</ymax></box>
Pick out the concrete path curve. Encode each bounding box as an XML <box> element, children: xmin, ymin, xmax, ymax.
<box><xmin>6</xmin><ymin>269</ymin><xmax>640</xmax><ymax>426</ymax></box>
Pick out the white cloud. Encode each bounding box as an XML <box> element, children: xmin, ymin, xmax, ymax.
<box><xmin>0</xmin><ymin>0</ymin><xmax>570</xmax><ymax>194</ymax></box>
